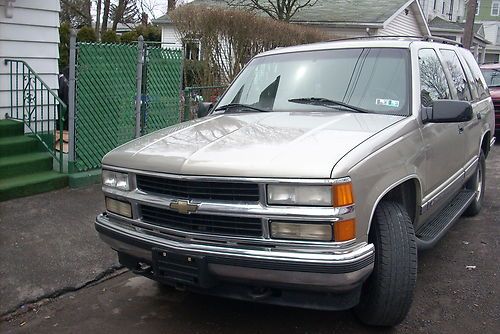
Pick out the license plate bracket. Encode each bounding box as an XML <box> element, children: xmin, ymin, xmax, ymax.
<box><xmin>152</xmin><ymin>248</ymin><xmax>212</xmax><ymax>288</ymax></box>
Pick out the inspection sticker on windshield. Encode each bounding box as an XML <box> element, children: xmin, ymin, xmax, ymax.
<box><xmin>376</xmin><ymin>98</ymin><xmax>400</xmax><ymax>108</ymax></box>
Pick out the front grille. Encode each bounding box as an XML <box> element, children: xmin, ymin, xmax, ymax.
<box><xmin>136</xmin><ymin>174</ymin><xmax>260</xmax><ymax>202</ymax></box>
<box><xmin>140</xmin><ymin>205</ymin><xmax>262</xmax><ymax>237</ymax></box>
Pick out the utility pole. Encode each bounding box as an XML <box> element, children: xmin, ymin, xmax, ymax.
<box><xmin>463</xmin><ymin>0</ymin><xmax>478</xmax><ymax>50</ymax></box>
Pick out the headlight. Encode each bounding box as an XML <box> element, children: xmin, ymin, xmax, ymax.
<box><xmin>102</xmin><ymin>170</ymin><xmax>130</xmax><ymax>190</ymax></box>
<box><xmin>267</xmin><ymin>185</ymin><xmax>332</xmax><ymax>206</ymax></box>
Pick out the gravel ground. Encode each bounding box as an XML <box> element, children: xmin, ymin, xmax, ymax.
<box><xmin>1</xmin><ymin>145</ymin><xmax>498</xmax><ymax>334</ymax></box>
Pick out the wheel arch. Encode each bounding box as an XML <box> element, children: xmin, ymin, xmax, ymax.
<box><xmin>480</xmin><ymin>131</ymin><xmax>491</xmax><ymax>158</ymax></box>
<box><xmin>367</xmin><ymin>176</ymin><xmax>422</xmax><ymax>233</ymax></box>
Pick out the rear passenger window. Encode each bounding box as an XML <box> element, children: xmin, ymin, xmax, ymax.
<box><xmin>440</xmin><ymin>49</ymin><xmax>472</xmax><ymax>101</ymax></box>
<box><xmin>458</xmin><ymin>54</ymin><xmax>479</xmax><ymax>100</ymax></box>
<box><xmin>418</xmin><ymin>49</ymin><xmax>451</xmax><ymax>107</ymax></box>
<box><xmin>460</xmin><ymin>50</ymin><xmax>490</xmax><ymax>100</ymax></box>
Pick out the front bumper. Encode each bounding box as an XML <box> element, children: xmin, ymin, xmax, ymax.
<box><xmin>95</xmin><ymin>213</ymin><xmax>374</xmax><ymax>293</ymax></box>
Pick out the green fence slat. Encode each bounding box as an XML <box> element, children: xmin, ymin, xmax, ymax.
<box><xmin>143</xmin><ymin>46</ymin><xmax>183</xmax><ymax>134</ymax></box>
<box><xmin>74</xmin><ymin>43</ymin><xmax>183</xmax><ymax>172</ymax></box>
<box><xmin>74</xmin><ymin>43</ymin><xmax>139</xmax><ymax>172</ymax></box>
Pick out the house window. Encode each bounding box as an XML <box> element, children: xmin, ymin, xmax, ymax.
<box><xmin>442</xmin><ymin>1</ymin><xmax>446</xmax><ymax>14</ymax></box>
<box><xmin>183</xmin><ymin>39</ymin><xmax>201</xmax><ymax>61</ymax></box>
<box><xmin>476</xmin><ymin>1</ymin><xmax>480</xmax><ymax>15</ymax></box>
<box><xmin>433</xmin><ymin>0</ymin><xmax>437</xmax><ymax>10</ymax></box>
<box><xmin>491</xmin><ymin>1</ymin><xmax>500</xmax><ymax>16</ymax></box>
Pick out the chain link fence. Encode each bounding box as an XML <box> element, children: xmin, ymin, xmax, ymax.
<box><xmin>143</xmin><ymin>45</ymin><xmax>183</xmax><ymax>134</ymax></box>
<box><xmin>70</xmin><ymin>38</ymin><xmax>183</xmax><ymax>172</ymax></box>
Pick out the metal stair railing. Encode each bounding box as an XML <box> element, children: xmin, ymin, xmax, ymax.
<box><xmin>3</xmin><ymin>59</ymin><xmax>66</xmax><ymax>173</ymax></box>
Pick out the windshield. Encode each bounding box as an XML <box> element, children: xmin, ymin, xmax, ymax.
<box><xmin>215</xmin><ymin>48</ymin><xmax>410</xmax><ymax>116</ymax></box>
<box><xmin>481</xmin><ymin>68</ymin><xmax>500</xmax><ymax>87</ymax></box>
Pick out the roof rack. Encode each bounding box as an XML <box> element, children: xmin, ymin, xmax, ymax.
<box><xmin>328</xmin><ymin>35</ymin><xmax>463</xmax><ymax>47</ymax></box>
<box><xmin>421</xmin><ymin>35</ymin><xmax>463</xmax><ymax>47</ymax></box>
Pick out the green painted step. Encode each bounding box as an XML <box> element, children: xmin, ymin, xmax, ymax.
<box><xmin>0</xmin><ymin>152</ymin><xmax>52</xmax><ymax>180</ymax></box>
<box><xmin>0</xmin><ymin>171</ymin><xmax>68</xmax><ymax>202</ymax></box>
<box><xmin>0</xmin><ymin>136</ymin><xmax>43</xmax><ymax>157</ymax></box>
<box><xmin>0</xmin><ymin>120</ymin><xmax>24</xmax><ymax>138</ymax></box>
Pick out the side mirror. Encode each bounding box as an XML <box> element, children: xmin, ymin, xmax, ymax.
<box><xmin>424</xmin><ymin>100</ymin><xmax>473</xmax><ymax>123</ymax></box>
<box><xmin>197</xmin><ymin>102</ymin><xmax>213</xmax><ymax>118</ymax></box>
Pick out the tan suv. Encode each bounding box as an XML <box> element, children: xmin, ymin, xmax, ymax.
<box><xmin>95</xmin><ymin>37</ymin><xmax>495</xmax><ymax>326</ymax></box>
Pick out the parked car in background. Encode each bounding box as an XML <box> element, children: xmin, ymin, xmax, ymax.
<box><xmin>96</xmin><ymin>37</ymin><xmax>495</xmax><ymax>327</ymax></box>
<box><xmin>480</xmin><ymin>63</ymin><xmax>500</xmax><ymax>135</ymax></box>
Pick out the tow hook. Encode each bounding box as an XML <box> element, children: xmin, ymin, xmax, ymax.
<box><xmin>249</xmin><ymin>287</ymin><xmax>272</xmax><ymax>300</ymax></box>
<box><xmin>133</xmin><ymin>262</ymin><xmax>152</xmax><ymax>275</ymax></box>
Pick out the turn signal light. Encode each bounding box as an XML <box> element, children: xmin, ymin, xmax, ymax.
<box><xmin>332</xmin><ymin>182</ymin><xmax>354</xmax><ymax>207</ymax></box>
<box><xmin>334</xmin><ymin>219</ymin><xmax>356</xmax><ymax>242</ymax></box>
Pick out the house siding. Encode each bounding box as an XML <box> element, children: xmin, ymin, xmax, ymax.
<box><xmin>0</xmin><ymin>0</ymin><xmax>60</xmax><ymax>120</ymax></box>
<box><xmin>379</xmin><ymin>3</ymin><xmax>425</xmax><ymax>36</ymax></box>
<box><xmin>161</xmin><ymin>25</ymin><xmax>182</xmax><ymax>49</ymax></box>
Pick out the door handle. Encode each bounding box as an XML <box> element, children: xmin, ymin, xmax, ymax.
<box><xmin>477</xmin><ymin>112</ymin><xmax>482</xmax><ymax>120</ymax></box>
<box><xmin>458</xmin><ymin>126</ymin><xmax>464</xmax><ymax>134</ymax></box>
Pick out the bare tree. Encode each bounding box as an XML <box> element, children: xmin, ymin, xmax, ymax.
<box><xmin>60</xmin><ymin>0</ymin><xmax>92</xmax><ymax>27</ymax></box>
<box><xmin>111</xmin><ymin>0</ymin><xmax>140</xmax><ymax>31</ymax></box>
<box><xmin>101</xmin><ymin>0</ymin><xmax>111</xmax><ymax>31</ymax></box>
<box><xmin>95</xmin><ymin>0</ymin><xmax>102</xmax><ymax>37</ymax></box>
<box><xmin>225</xmin><ymin>0</ymin><xmax>318</xmax><ymax>21</ymax></box>
<box><xmin>112</xmin><ymin>0</ymin><xmax>126</xmax><ymax>31</ymax></box>
<box><xmin>168</xmin><ymin>0</ymin><xmax>176</xmax><ymax>11</ymax></box>
<box><xmin>138</xmin><ymin>0</ymin><xmax>166</xmax><ymax>20</ymax></box>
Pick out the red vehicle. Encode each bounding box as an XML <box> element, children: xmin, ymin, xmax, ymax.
<box><xmin>480</xmin><ymin>63</ymin><xmax>500</xmax><ymax>135</ymax></box>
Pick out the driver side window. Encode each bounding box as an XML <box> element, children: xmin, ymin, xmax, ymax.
<box><xmin>418</xmin><ymin>49</ymin><xmax>451</xmax><ymax>108</ymax></box>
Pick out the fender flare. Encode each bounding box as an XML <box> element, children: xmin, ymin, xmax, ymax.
<box><xmin>366</xmin><ymin>174</ymin><xmax>423</xmax><ymax>234</ymax></box>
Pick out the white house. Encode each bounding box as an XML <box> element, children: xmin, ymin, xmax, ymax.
<box><xmin>290</xmin><ymin>0</ymin><xmax>431</xmax><ymax>38</ymax></box>
<box><xmin>152</xmin><ymin>13</ymin><xmax>182</xmax><ymax>49</ymax></box>
<box><xmin>418</xmin><ymin>0</ymin><xmax>467</xmax><ymax>22</ymax></box>
<box><xmin>154</xmin><ymin>0</ymin><xmax>431</xmax><ymax>56</ymax></box>
<box><xmin>0</xmin><ymin>0</ymin><xmax>61</xmax><ymax>120</ymax></box>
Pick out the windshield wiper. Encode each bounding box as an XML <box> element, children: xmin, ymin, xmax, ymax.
<box><xmin>214</xmin><ymin>103</ymin><xmax>270</xmax><ymax>113</ymax></box>
<box><xmin>288</xmin><ymin>97</ymin><xmax>369</xmax><ymax>113</ymax></box>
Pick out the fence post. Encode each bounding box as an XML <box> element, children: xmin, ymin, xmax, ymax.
<box><xmin>68</xmin><ymin>29</ymin><xmax>77</xmax><ymax>167</ymax></box>
<box><xmin>135</xmin><ymin>35</ymin><xmax>144</xmax><ymax>138</ymax></box>
<box><xmin>183</xmin><ymin>87</ymin><xmax>190</xmax><ymax>122</ymax></box>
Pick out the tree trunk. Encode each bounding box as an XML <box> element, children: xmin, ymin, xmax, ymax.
<box><xmin>101</xmin><ymin>0</ymin><xmax>110</xmax><ymax>32</ymax></box>
<box><xmin>168</xmin><ymin>0</ymin><xmax>176</xmax><ymax>12</ymax></box>
<box><xmin>84</xmin><ymin>0</ymin><xmax>92</xmax><ymax>26</ymax></box>
<box><xmin>95</xmin><ymin>0</ymin><xmax>102</xmax><ymax>39</ymax></box>
<box><xmin>463</xmin><ymin>0</ymin><xmax>478</xmax><ymax>50</ymax></box>
<box><xmin>141</xmin><ymin>12</ymin><xmax>148</xmax><ymax>25</ymax></box>
<box><xmin>112</xmin><ymin>0</ymin><xmax>126</xmax><ymax>31</ymax></box>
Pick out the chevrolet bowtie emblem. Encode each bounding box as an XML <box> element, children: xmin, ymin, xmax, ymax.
<box><xmin>169</xmin><ymin>200</ymin><xmax>198</xmax><ymax>214</ymax></box>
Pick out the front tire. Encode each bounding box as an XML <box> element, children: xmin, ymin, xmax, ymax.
<box><xmin>354</xmin><ymin>201</ymin><xmax>417</xmax><ymax>327</ymax></box>
<box><xmin>463</xmin><ymin>151</ymin><xmax>486</xmax><ymax>217</ymax></box>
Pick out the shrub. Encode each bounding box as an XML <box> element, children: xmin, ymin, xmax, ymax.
<box><xmin>101</xmin><ymin>29</ymin><xmax>119</xmax><ymax>43</ymax></box>
<box><xmin>171</xmin><ymin>5</ymin><xmax>329</xmax><ymax>84</ymax></box>
<box><xmin>77</xmin><ymin>26</ymin><xmax>97</xmax><ymax>42</ymax></box>
<box><xmin>120</xmin><ymin>31</ymin><xmax>139</xmax><ymax>43</ymax></box>
<box><xmin>134</xmin><ymin>24</ymin><xmax>161</xmax><ymax>42</ymax></box>
<box><xmin>59</xmin><ymin>22</ymin><xmax>71</xmax><ymax>69</ymax></box>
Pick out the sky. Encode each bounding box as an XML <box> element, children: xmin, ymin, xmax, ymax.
<box><xmin>91</xmin><ymin>1</ymin><xmax>190</xmax><ymax>21</ymax></box>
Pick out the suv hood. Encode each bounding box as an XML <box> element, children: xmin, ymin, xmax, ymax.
<box><xmin>103</xmin><ymin>112</ymin><xmax>404</xmax><ymax>178</ymax></box>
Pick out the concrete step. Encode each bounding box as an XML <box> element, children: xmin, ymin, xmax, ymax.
<box><xmin>0</xmin><ymin>120</ymin><xmax>24</xmax><ymax>138</ymax></box>
<box><xmin>0</xmin><ymin>152</ymin><xmax>53</xmax><ymax>180</ymax></box>
<box><xmin>0</xmin><ymin>171</ymin><xmax>68</xmax><ymax>202</ymax></box>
